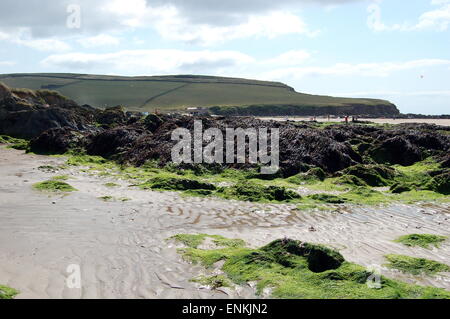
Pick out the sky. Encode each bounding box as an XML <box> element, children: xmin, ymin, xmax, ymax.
<box><xmin>0</xmin><ymin>0</ymin><xmax>449</xmax><ymax>114</ymax></box>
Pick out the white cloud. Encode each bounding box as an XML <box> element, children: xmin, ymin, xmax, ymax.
<box><xmin>0</xmin><ymin>0</ymin><xmax>337</xmax><ymax>47</ymax></box>
<box><xmin>153</xmin><ymin>10</ymin><xmax>316</xmax><ymax>46</ymax></box>
<box><xmin>367</xmin><ymin>0</ymin><xmax>450</xmax><ymax>32</ymax></box>
<box><xmin>0</xmin><ymin>29</ymin><xmax>71</xmax><ymax>52</ymax></box>
<box><xmin>330</xmin><ymin>90</ymin><xmax>450</xmax><ymax>97</ymax></box>
<box><xmin>415</xmin><ymin>3</ymin><xmax>450</xmax><ymax>31</ymax></box>
<box><xmin>77</xmin><ymin>34</ymin><xmax>121</xmax><ymax>48</ymax></box>
<box><xmin>0</xmin><ymin>60</ymin><xmax>15</xmax><ymax>67</ymax></box>
<box><xmin>18</xmin><ymin>38</ymin><xmax>71</xmax><ymax>52</ymax></box>
<box><xmin>261</xmin><ymin>59</ymin><xmax>450</xmax><ymax>80</ymax></box>
<box><xmin>41</xmin><ymin>49</ymin><xmax>255</xmax><ymax>75</ymax></box>
<box><xmin>40</xmin><ymin>47</ymin><xmax>450</xmax><ymax>85</ymax></box>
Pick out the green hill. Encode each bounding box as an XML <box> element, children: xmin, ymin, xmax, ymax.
<box><xmin>0</xmin><ymin>73</ymin><xmax>399</xmax><ymax>116</ymax></box>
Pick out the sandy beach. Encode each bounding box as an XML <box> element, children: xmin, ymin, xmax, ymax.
<box><xmin>259</xmin><ymin>117</ymin><xmax>450</xmax><ymax>126</ymax></box>
<box><xmin>0</xmin><ymin>145</ymin><xmax>449</xmax><ymax>299</ymax></box>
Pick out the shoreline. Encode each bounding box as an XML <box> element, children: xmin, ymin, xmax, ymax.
<box><xmin>1</xmin><ymin>146</ymin><xmax>450</xmax><ymax>298</ymax></box>
<box><xmin>257</xmin><ymin>117</ymin><xmax>450</xmax><ymax>126</ymax></box>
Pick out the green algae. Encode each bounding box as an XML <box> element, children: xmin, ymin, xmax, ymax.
<box><xmin>173</xmin><ymin>234</ymin><xmax>450</xmax><ymax>299</ymax></box>
<box><xmin>33</xmin><ymin>180</ymin><xmax>77</xmax><ymax>192</ymax></box>
<box><xmin>217</xmin><ymin>182</ymin><xmax>301</xmax><ymax>202</ymax></box>
<box><xmin>170</xmin><ymin>234</ymin><xmax>246</xmax><ymax>249</ymax></box>
<box><xmin>191</xmin><ymin>275</ymin><xmax>232</xmax><ymax>289</ymax></box>
<box><xmin>385</xmin><ymin>254</ymin><xmax>450</xmax><ymax>276</ymax></box>
<box><xmin>57</xmin><ymin>153</ymin><xmax>449</xmax><ymax>206</ymax></box>
<box><xmin>394</xmin><ymin>234</ymin><xmax>447</xmax><ymax>249</ymax></box>
<box><xmin>0</xmin><ymin>284</ymin><xmax>19</xmax><ymax>299</ymax></box>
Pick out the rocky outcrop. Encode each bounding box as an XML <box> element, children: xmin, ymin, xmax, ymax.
<box><xmin>2</xmin><ymin>83</ymin><xmax>448</xmax><ymax>179</ymax></box>
<box><xmin>86</xmin><ymin>126</ymin><xmax>146</xmax><ymax>158</ymax></box>
<box><xmin>0</xmin><ymin>82</ymin><xmax>98</xmax><ymax>139</ymax></box>
<box><xmin>29</xmin><ymin>127</ymin><xmax>89</xmax><ymax>154</ymax></box>
<box><xmin>209</xmin><ymin>102</ymin><xmax>400</xmax><ymax>117</ymax></box>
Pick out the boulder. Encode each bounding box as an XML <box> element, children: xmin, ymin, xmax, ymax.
<box><xmin>370</xmin><ymin>136</ymin><xmax>422</xmax><ymax>166</ymax></box>
<box><xmin>341</xmin><ymin>164</ymin><xmax>397</xmax><ymax>187</ymax></box>
<box><xmin>30</xmin><ymin>127</ymin><xmax>87</xmax><ymax>154</ymax></box>
<box><xmin>86</xmin><ymin>126</ymin><xmax>146</xmax><ymax>158</ymax></box>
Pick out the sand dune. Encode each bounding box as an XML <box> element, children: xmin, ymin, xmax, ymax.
<box><xmin>0</xmin><ymin>146</ymin><xmax>449</xmax><ymax>299</ymax></box>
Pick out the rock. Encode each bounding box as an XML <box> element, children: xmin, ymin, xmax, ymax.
<box><xmin>308</xmin><ymin>194</ymin><xmax>346</xmax><ymax>204</ymax></box>
<box><xmin>0</xmin><ymin>86</ymin><xmax>97</xmax><ymax>139</ymax></box>
<box><xmin>144</xmin><ymin>114</ymin><xmax>164</xmax><ymax>132</ymax></box>
<box><xmin>0</xmin><ymin>107</ymin><xmax>95</xmax><ymax>139</ymax></box>
<box><xmin>142</xmin><ymin>177</ymin><xmax>216</xmax><ymax>191</ymax></box>
<box><xmin>340</xmin><ymin>164</ymin><xmax>397</xmax><ymax>187</ymax></box>
<box><xmin>390</xmin><ymin>183</ymin><xmax>412</xmax><ymax>194</ymax></box>
<box><xmin>261</xmin><ymin>239</ymin><xmax>345</xmax><ymax>273</ymax></box>
<box><xmin>441</xmin><ymin>155</ymin><xmax>450</xmax><ymax>168</ymax></box>
<box><xmin>30</xmin><ymin>127</ymin><xmax>87</xmax><ymax>154</ymax></box>
<box><xmin>86</xmin><ymin>126</ymin><xmax>146</xmax><ymax>158</ymax></box>
<box><xmin>370</xmin><ymin>136</ymin><xmax>422</xmax><ymax>166</ymax></box>
<box><xmin>425</xmin><ymin>171</ymin><xmax>450</xmax><ymax>195</ymax></box>
<box><xmin>95</xmin><ymin>106</ymin><xmax>128</xmax><ymax>127</ymax></box>
<box><xmin>334</xmin><ymin>174</ymin><xmax>367</xmax><ymax>187</ymax></box>
<box><xmin>0</xmin><ymin>82</ymin><xmax>12</xmax><ymax>101</ymax></box>
<box><xmin>279</xmin><ymin>128</ymin><xmax>362</xmax><ymax>175</ymax></box>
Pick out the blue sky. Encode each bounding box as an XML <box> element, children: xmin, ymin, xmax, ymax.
<box><xmin>0</xmin><ymin>0</ymin><xmax>449</xmax><ymax>114</ymax></box>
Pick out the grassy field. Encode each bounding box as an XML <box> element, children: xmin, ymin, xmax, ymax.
<box><xmin>0</xmin><ymin>73</ymin><xmax>394</xmax><ymax>113</ymax></box>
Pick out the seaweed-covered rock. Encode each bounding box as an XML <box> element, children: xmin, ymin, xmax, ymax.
<box><xmin>262</xmin><ymin>239</ymin><xmax>345</xmax><ymax>273</ymax></box>
<box><xmin>341</xmin><ymin>164</ymin><xmax>397</xmax><ymax>187</ymax></box>
<box><xmin>86</xmin><ymin>126</ymin><xmax>146</xmax><ymax>158</ymax></box>
<box><xmin>334</xmin><ymin>174</ymin><xmax>367</xmax><ymax>187</ymax></box>
<box><xmin>306</xmin><ymin>167</ymin><xmax>327</xmax><ymax>181</ymax></box>
<box><xmin>370</xmin><ymin>136</ymin><xmax>422</xmax><ymax>166</ymax></box>
<box><xmin>308</xmin><ymin>194</ymin><xmax>346</xmax><ymax>204</ymax></box>
<box><xmin>279</xmin><ymin>129</ymin><xmax>362</xmax><ymax>175</ymax></box>
<box><xmin>390</xmin><ymin>183</ymin><xmax>412</xmax><ymax>194</ymax></box>
<box><xmin>95</xmin><ymin>106</ymin><xmax>127</xmax><ymax>127</ymax></box>
<box><xmin>141</xmin><ymin>177</ymin><xmax>216</xmax><ymax>191</ymax></box>
<box><xmin>425</xmin><ymin>172</ymin><xmax>450</xmax><ymax>195</ymax></box>
<box><xmin>0</xmin><ymin>106</ymin><xmax>96</xmax><ymax>139</ymax></box>
<box><xmin>441</xmin><ymin>155</ymin><xmax>450</xmax><ymax>168</ymax></box>
<box><xmin>0</xmin><ymin>82</ymin><xmax>12</xmax><ymax>101</ymax></box>
<box><xmin>29</xmin><ymin>127</ymin><xmax>87</xmax><ymax>154</ymax></box>
<box><xmin>286</xmin><ymin>167</ymin><xmax>327</xmax><ymax>185</ymax></box>
<box><xmin>0</xmin><ymin>85</ymin><xmax>98</xmax><ymax>139</ymax></box>
<box><xmin>144</xmin><ymin>114</ymin><xmax>164</xmax><ymax>132</ymax></box>
<box><xmin>220</xmin><ymin>183</ymin><xmax>301</xmax><ymax>202</ymax></box>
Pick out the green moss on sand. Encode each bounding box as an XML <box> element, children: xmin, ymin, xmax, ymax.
<box><xmin>385</xmin><ymin>254</ymin><xmax>450</xmax><ymax>276</ymax></box>
<box><xmin>394</xmin><ymin>234</ymin><xmax>447</xmax><ymax>249</ymax></box>
<box><xmin>0</xmin><ymin>135</ymin><xmax>29</xmax><ymax>151</ymax></box>
<box><xmin>51</xmin><ymin>175</ymin><xmax>69</xmax><ymax>181</ymax></box>
<box><xmin>340</xmin><ymin>164</ymin><xmax>397</xmax><ymax>187</ymax></box>
<box><xmin>104</xmin><ymin>182</ymin><xmax>119</xmax><ymax>188</ymax></box>
<box><xmin>139</xmin><ymin>176</ymin><xmax>216</xmax><ymax>192</ymax></box>
<box><xmin>217</xmin><ymin>182</ymin><xmax>301</xmax><ymax>202</ymax></box>
<box><xmin>33</xmin><ymin>180</ymin><xmax>77</xmax><ymax>192</ymax></box>
<box><xmin>191</xmin><ymin>275</ymin><xmax>232</xmax><ymax>289</ymax></box>
<box><xmin>287</xmin><ymin>167</ymin><xmax>326</xmax><ymax>185</ymax></box>
<box><xmin>99</xmin><ymin>196</ymin><xmax>114</xmax><ymax>201</ymax></box>
<box><xmin>0</xmin><ymin>284</ymin><xmax>19</xmax><ymax>299</ymax></box>
<box><xmin>170</xmin><ymin>234</ymin><xmax>245</xmax><ymax>249</ymax></box>
<box><xmin>173</xmin><ymin>234</ymin><xmax>450</xmax><ymax>299</ymax></box>
<box><xmin>59</xmin><ymin>154</ymin><xmax>449</xmax><ymax>206</ymax></box>
<box><xmin>307</xmin><ymin>194</ymin><xmax>346</xmax><ymax>204</ymax></box>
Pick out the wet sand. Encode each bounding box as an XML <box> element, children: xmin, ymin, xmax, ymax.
<box><xmin>0</xmin><ymin>146</ymin><xmax>449</xmax><ymax>299</ymax></box>
<box><xmin>259</xmin><ymin>117</ymin><xmax>450</xmax><ymax>126</ymax></box>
